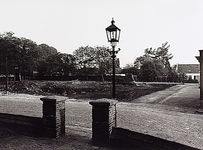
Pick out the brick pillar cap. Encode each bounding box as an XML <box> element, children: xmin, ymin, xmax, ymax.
<box><xmin>89</xmin><ymin>98</ymin><xmax>118</xmax><ymax>106</ymax></box>
<box><xmin>40</xmin><ymin>96</ymin><xmax>67</xmax><ymax>102</ymax></box>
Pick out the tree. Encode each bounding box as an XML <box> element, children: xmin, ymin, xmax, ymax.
<box><xmin>94</xmin><ymin>46</ymin><xmax>121</xmax><ymax>75</ymax></box>
<box><xmin>155</xmin><ymin>42</ymin><xmax>173</xmax><ymax>71</ymax></box>
<box><xmin>0</xmin><ymin>32</ymin><xmax>18</xmax><ymax>74</ymax></box>
<box><xmin>37</xmin><ymin>44</ymin><xmax>60</xmax><ymax>76</ymax></box>
<box><xmin>16</xmin><ymin>38</ymin><xmax>39</xmax><ymax>76</ymax></box>
<box><xmin>73</xmin><ymin>46</ymin><xmax>120</xmax><ymax>76</ymax></box>
<box><xmin>134</xmin><ymin>42</ymin><xmax>173</xmax><ymax>81</ymax></box>
<box><xmin>139</xmin><ymin>60</ymin><xmax>158</xmax><ymax>82</ymax></box>
<box><xmin>0</xmin><ymin>32</ymin><xmax>39</xmax><ymax>76</ymax></box>
<box><xmin>0</xmin><ymin>32</ymin><xmax>69</xmax><ymax>77</ymax></box>
<box><xmin>60</xmin><ymin>53</ymin><xmax>76</xmax><ymax>76</ymax></box>
<box><xmin>38</xmin><ymin>53</ymin><xmax>63</xmax><ymax>76</ymax></box>
<box><xmin>73</xmin><ymin>46</ymin><xmax>95</xmax><ymax>69</ymax></box>
<box><xmin>167</xmin><ymin>69</ymin><xmax>179</xmax><ymax>82</ymax></box>
<box><xmin>38</xmin><ymin>44</ymin><xmax>58</xmax><ymax>59</ymax></box>
<box><xmin>37</xmin><ymin>52</ymin><xmax>77</xmax><ymax>77</ymax></box>
<box><xmin>121</xmin><ymin>63</ymin><xmax>138</xmax><ymax>75</ymax></box>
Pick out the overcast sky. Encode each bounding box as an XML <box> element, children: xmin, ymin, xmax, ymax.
<box><xmin>1</xmin><ymin>0</ymin><xmax>203</xmax><ymax>67</ymax></box>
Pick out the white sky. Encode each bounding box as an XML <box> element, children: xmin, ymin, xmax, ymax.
<box><xmin>1</xmin><ymin>0</ymin><xmax>203</xmax><ymax>67</ymax></box>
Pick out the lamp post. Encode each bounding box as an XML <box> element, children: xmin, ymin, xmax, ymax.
<box><xmin>105</xmin><ymin>18</ymin><xmax>121</xmax><ymax>99</ymax></box>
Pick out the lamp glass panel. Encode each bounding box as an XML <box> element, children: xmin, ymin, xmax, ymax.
<box><xmin>106</xmin><ymin>31</ymin><xmax>110</xmax><ymax>42</ymax></box>
<box><xmin>111</xmin><ymin>31</ymin><xmax>116</xmax><ymax>40</ymax></box>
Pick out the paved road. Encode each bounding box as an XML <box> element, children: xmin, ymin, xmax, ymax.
<box><xmin>0</xmin><ymin>83</ymin><xmax>202</xmax><ymax>149</ymax></box>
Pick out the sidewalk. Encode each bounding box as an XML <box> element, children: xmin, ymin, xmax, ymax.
<box><xmin>0</xmin><ymin>83</ymin><xmax>202</xmax><ymax>149</ymax></box>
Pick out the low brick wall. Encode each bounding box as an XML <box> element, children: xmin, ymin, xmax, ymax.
<box><xmin>0</xmin><ymin>113</ymin><xmax>43</xmax><ymax>136</ymax></box>
<box><xmin>110</xmin><ymin>127</ymin><xmax>198</xmax><ymax>150</ymax></box>
<box><xmin>0</xmin><ymin>96</ymin><xmax>66</xmax><ymax>138</ymax></box>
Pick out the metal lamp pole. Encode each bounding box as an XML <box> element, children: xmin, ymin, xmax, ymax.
<box><xmin>112</xmin><ymin>46</ymin><xmax>116</xmax><ymax>98</ymax></box>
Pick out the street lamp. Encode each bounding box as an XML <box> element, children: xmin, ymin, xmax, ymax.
<box><xmin>106</xmin><ymin>18</ymin><xmax>121</xmax><ymax>99</ymax></box>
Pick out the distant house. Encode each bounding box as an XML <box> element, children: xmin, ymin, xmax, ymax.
<box><xmin>176</xmin><ymin>64</ymin><xmax>200</xmax><ymax>81</ymax></box>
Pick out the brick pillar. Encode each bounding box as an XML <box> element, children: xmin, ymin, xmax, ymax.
<box><xmin>89</xmin><ymin>99</ymin><xmax>118</xmax><ymax>146</ymax></box>
<box><xmin>196</xmin><ymin>50</ymin><xmax>203</xmax><ymax>108</ymax></box>
<box><xmin>40</xmin><ymin>96</ymin><xmax>66</xmax><ymax>138</ymax></box>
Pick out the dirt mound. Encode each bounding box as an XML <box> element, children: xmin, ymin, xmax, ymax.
<box><xmin>9</xmin><ymin>81</ymin><xmax>43</xmax><ymax>95</ymax></box>
<box><xmin>8</xmin><ymin>81</ymin><xmax>80</xmax><ymax>96</ymax></box>
<box><xmin>40</xmin><ymin>81</ymin><xmax>75</xmax><ymax>95</ymax></box>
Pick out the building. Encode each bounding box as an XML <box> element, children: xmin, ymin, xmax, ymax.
<box><xmin>176</xmin><ymin>64</ymin><xmax>200</xmax><ymax>81</ymax></box>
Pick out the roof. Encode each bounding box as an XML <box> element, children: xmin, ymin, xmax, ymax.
<box><xmin>177</xmin><ymin>64</ymin><xmax>200</xmax><ymax>73</ymax></box>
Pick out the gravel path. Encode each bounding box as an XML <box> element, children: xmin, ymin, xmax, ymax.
<box><xmin>0</xmin><ymin>83</ymin><xmax>202</xmax><ymax>149</ymax></box>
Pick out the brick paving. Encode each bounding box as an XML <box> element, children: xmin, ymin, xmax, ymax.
<box><xmin>117</xmin><ymin>83</ymin><xmax>203</xmax><ymax>149</ymax></box>
<box><xmin>0</xmin><ymin>83</ymin><xmax>202</xmax><ymax>149</ymax></box>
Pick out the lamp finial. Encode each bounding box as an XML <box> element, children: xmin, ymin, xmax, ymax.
<box><xmin>111</xmin><ymin>18</ymin><xmax>115</xmax><ymax>24</ymax></box>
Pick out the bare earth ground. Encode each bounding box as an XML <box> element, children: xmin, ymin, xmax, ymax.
<box><xmin>4</xmin><ymin>80</ymin><xmax>175</xmax><ymax>102</ymax></box>
<box><xmin>0</xmin><ymin>83</ymin><xmax>202</xmax><ymax>149</ymax></box>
